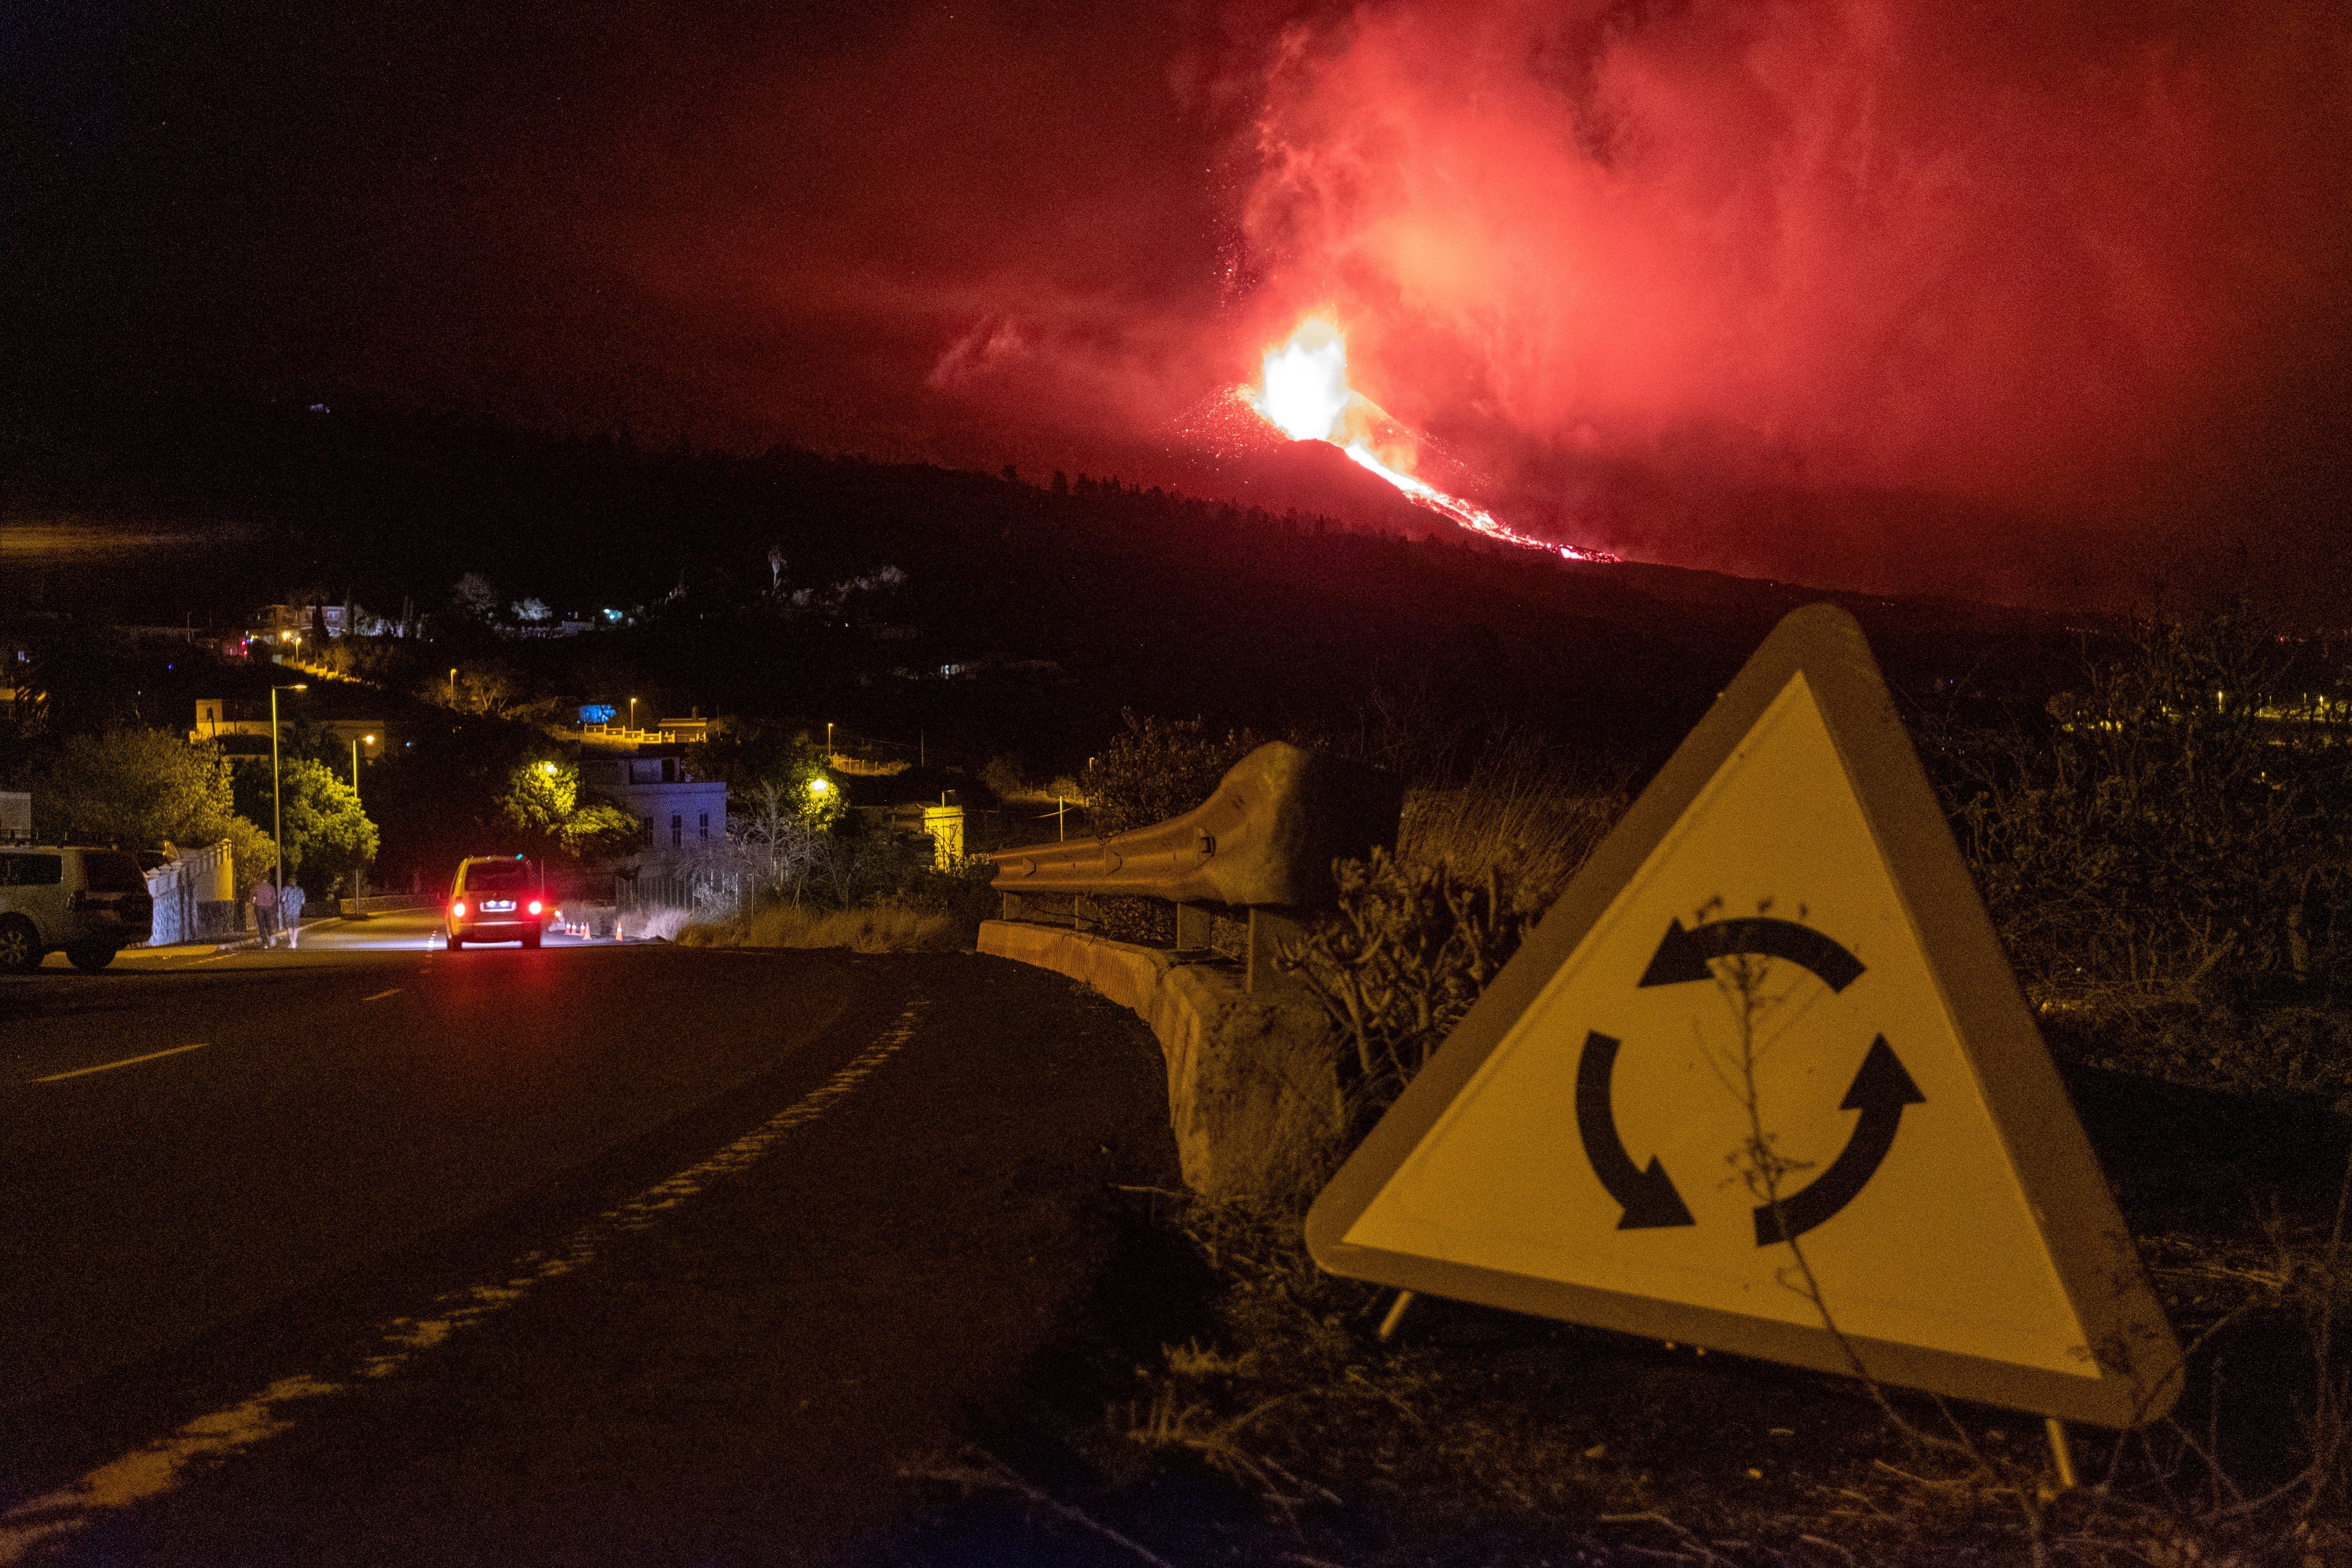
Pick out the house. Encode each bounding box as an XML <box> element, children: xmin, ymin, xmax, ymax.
<box><xmin>577</xmin><ymin>755</ymin><xmax>729</xmax><ymax>854</ymax></box>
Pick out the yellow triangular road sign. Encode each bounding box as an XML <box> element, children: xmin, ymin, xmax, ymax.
<box><xmin>1306</xmin><ymin>604</ymin><xmax>2180</xmax><ymax>1426</ymax></box>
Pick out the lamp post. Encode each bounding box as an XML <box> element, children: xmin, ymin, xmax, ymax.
<box><xmin>270</xmin><ymin>683</ymin><xmax>308</xmax><ymax>918</ymax></box>
<box><xmin>826</xmin><ymin>720</ymin><xmax>834</xmax><ymax>761</ymax></box>
<box><xmin>448</xmin><ymin>667</ymin><xmax>458</xmax><ymax>704</ymax></box>
<box><xmin>628</xmin><ymin>696</ymin><xmax>638</xmax><ymax>736</ymax></box>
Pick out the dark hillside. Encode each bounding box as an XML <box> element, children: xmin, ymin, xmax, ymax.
<box><xmin>5</xmin><ymin>394</ymin><xmax>2092</xmax><ymax>771</ymax></box>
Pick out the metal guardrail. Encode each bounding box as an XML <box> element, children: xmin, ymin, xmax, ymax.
<box><xmin>989</xmin><ymin>742</ymin><xmax>1402</xmax><ymax>990</ymax></box>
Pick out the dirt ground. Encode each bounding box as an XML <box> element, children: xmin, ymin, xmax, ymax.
<box><xmin>857</xmin><ymin>1053</ymin><xmax>2352</xmax><ymax>1568</ymax></box>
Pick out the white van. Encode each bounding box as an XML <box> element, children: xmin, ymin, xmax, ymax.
<box><xmin>0</xmin><ymin>847</ymin><xmax>156</xmax><ymax>973</ymax></box>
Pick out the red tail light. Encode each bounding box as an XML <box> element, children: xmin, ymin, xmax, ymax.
<box><xmin>450</xmin><ymin>900</ymin><xmax>466</xmax><ymax>918</ymax></box>
<box><xmin>528</xmin><ymin>900</ymin><xmax>543</xmax><ymax>915</ymax></box>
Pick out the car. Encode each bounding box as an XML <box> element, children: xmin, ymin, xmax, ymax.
<box><xmin>445</xmin><ymin>856</ymin><xmax>548</xmax><ymax>950</ymax></box>
<box><xmin>0</xmin><ymin>845</ymin><xmax>155</xmax><ymax>973</ymax></box>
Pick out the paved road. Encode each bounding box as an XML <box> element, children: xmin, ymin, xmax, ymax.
<box><xmin>0</xmin><ymin>917</ymin><xmax>1183</xmax><ymax>1565</ymax></box>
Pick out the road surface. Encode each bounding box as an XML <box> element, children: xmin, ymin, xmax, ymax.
<box><xmin>0</xmin><ymin>913</ymin><xmax>1183</xmax><ymax>1564</ymax></box>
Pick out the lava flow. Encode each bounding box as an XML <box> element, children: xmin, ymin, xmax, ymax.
<box><xmin>1248</xmin><ymin>319</ymin><xmax>1613</xmax><ymax>563</ymax></box>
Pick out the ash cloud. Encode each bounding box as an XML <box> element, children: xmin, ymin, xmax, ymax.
<box><xmin>1200</xmin><ymin>0</ymin><xmax>2352</xmax><ymax>607</ymax></box>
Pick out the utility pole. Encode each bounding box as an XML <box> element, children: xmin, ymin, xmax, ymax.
<box><xmin>270</xmin><ymin>683</ymin><xmax>307</xmax><ymax>914</ymax></box>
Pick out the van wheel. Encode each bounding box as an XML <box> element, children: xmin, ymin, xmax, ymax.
<box><xmin>447</xmin><ymin>933</ymin><xmax>464</xmax><ymax>951</ymax></box>
<box><xmin>0</xmin><ymin>917</ymin><xmax>39</xmax><ymax>974</ymax></box>
<box><xmin>67</xmin><ymin>943</ymin><xmax>118</xmax><ymax>973</ymax></box>
<box><xmin>523</xmin><ymin>931</ymin><xmax>542</xmax><ymax>949</ymax></box>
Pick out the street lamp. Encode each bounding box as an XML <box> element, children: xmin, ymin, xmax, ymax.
<box><xmin>271</xmin><ymin>683</ymin><xmax>308</xmax><ymax>920</ymax></box>
<box><xmin>628</xmin><ymin>697</ymin><xmax>638</xmax><ymax>735</ymax></box>
<box><xmin>448</xmin><ymin>667</ymin><xmax>458</xmax><ymax>704</ymax></box>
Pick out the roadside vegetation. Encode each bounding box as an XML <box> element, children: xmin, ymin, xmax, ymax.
<box><xmin>1009</xmin><ymin>617</ymin><xmax>2352</xmax><ymax>1566</ymax></box>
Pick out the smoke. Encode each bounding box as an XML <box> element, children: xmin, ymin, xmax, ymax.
<box><xmin>1195</xmin><ymin>0</ymin><xmax>2352</xmax><ymax>597</ymax></box>
<box><xmin>31</xmin><ymin>0</ymin><xmax>2347</xmax><ymax>608</ymax></box>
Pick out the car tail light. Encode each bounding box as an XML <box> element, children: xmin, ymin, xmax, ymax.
<box><xmin>528</xmin><ymin>900</ymin><xmax>543</xmax><ymax>915</ymax></box>
<box><xmin>450</xmin><ymin>900</ymin><xmax>466</xmax><ymax>918</ymax></box>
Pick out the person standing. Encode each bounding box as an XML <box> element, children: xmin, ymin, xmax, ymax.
<box><xmin>282</xmin><ymin>883</ymin><xmax>306</xmax><ymax>947</ymax></box>
<box><xmin>253</xmin><ymin>877</ymin><xmax>278</xmax><ymax>946</ymax></box>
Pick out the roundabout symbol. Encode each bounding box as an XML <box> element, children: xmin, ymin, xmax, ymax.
<box><xmin>1574</xmin><ymin>916</ymin><xmax>1926</xmax><ymax>1242</ymax></box>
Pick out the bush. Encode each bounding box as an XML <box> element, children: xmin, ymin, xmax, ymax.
<box><xmin>1085</xmin><ymin>710</ymin><xmax>1263</xmax><ymax>835</ymax></box>
<box><xmin>1923</xmin><ymin>611</ymin><xmax>2352</xmax><ymax>1013</ymax></box>
<box><xmin>1281</xmin><ymin>848</ymin><xmax>1538</xmax><ymax>1137</ymax></box>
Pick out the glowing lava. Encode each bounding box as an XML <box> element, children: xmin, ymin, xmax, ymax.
<box><xmin>1247</xmin><ymin>320</ymin><xmax>1612</xmax><ymax>563</ymax></box>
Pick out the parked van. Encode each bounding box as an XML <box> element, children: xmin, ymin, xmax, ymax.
<box><xmin>0</xmin><ymin>847</ymin><xmax>155</xmax><ymax>973</ymax></box>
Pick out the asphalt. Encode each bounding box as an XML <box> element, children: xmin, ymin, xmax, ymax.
<box><xmin>0</xmin><ymin>918</ymin><xmax>1185</xmax><ymax>1566</ymax></box>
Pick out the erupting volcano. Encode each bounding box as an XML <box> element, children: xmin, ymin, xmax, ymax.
<box><xmin>1244</xmin><ymin>320</ymin><xmax>1615</xmax><ymax>563</ymax></box>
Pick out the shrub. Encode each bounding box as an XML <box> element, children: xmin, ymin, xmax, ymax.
<box><xmin>1280</xmin><ymin>848</ymin><xmax>1537</xmax><ymax>1137</ymax></box>
<box><xmin>1085</xmin><ymin>710</ymin><xmax>1263</xmax><ymax>835</ymax></box>
<box><xmin>1280</xmin><ymin>738</ymin><xmax>1627</xmax><ymax>1139</ymax></box>
<box><xmin>1923</xmin><ymin>611</ymin><xmax>2352</xmax><ymax>1013</ymax></box>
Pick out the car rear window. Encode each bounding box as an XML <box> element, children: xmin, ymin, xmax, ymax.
<box><xmin>79</xmin><ymin>851</ymin><xmax>149</xmax><ymax>892</ymax></box>
<box><xmin>2</xmin><ymin>854</ymin><xmax>62</xmax><ymax>887</ymax></box>
<box><xmin>463</xmin><ymin>865</ymin><xmax>531</xmax><ymax>891</ymax></box>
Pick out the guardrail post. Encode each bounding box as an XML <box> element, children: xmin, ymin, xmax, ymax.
<box><xmin>1002</xmin><ymin>892</ymin><xmax>1024</xmax><ymax>923</ymax></box>
<box><xmin>1248</xmin><ymin>906</ymin><xmax>1307</xmax><ymax>994</ymax></box>
<box><xmin>1174</xmin><ymin>902</ymin><xmax>1214</xmax><ymax>953</ymax></box>
<box><xmin>1074</xmin><ymin>894</ymin><xmax>1103</xmax><ymax>933</ymax></box>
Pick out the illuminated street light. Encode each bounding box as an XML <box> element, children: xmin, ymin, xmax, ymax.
<box><xmin>809</xmin><ymin>777</ymin><xmax>831</xmax><ymax>796</ymax></box>
<box><xmin>448</xmin><ymin>667</ymin><xmax>458</xmax><ymax>703</ymax></box>
<box><xmin>628</xmin><ymin>697</ymin><xmax>638</xmax><ymax>734</ymax></box>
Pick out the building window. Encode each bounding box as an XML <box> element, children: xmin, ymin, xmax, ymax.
<box><xmin>641</xmin><ymin>815</ymin><xmax>654</xmax><ymax>843</ymax></box>
<box><xmin>671</xmin><ymin>814</ymin><xmax>683</xmax><ymax>848</ymax></box>
<box><xmin>698</xmin><ymin>812</ymin><xmax>709</xmax><ymax>842</ymax></box>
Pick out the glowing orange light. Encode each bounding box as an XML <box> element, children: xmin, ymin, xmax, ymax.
<box><xmin>1246</xmin><ymin>318</ymin><xmax>1615</xmax><ymax>564</ymax></box>
<box><xmin>1254</xmin><ymin>319</ymin><xmax>1351</xmax><ymax>442</ymax></box>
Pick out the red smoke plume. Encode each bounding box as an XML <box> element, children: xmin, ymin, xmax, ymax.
<box><xmin>1180</xmin><ymin>0</ymin><xmax>2352</xmax><ymax>602</ymax></box>
<box><xmin>62</xmin><ymin>0</ymin><xmax>2343</xmax><ymax>609</ymax></box>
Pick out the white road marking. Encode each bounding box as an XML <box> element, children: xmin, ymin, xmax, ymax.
<box><xmin>0</xmin><ymin>996</ymin><xmax>927</xmax><ymax>1563</ymax></box>
<box><xmin>31</xmin><ymin>1044</ymin><xmax>209</xmax><ymax>1084</ymax></box>
<box><xmin>361</xmin><ymin>989</ymin><xmax>402</xmax><ymax>1003</ymax></box>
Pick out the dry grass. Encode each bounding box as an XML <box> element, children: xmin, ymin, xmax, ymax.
<box><xmin>679</xmin><ymin>901</ymin><xmax>959</xmax><ymax>953</ymax></box>
<box><xmin>1394</xmin><ymin>740</ymin><xmax>1626</xmax><ymax>911</ymax></box>
<box><xmin>618</xmin><ymin>907</ymin><xmax>691</xmax><ymax>942</ymax></box>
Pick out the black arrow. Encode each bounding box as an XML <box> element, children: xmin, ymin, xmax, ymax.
<box><xmin>1575</xmin><ymin>1031</ymin><xmax>1696</xmax><ymax>1230</ymax></box>
<box><xmin>1751</xmin><ymin>1035</ymin><xmax>1924</xmax><ymax>1246</ymax></box>
<box><xmin>1638</xmin><ymin>917</ymin><xmax>1866</xmax><ymax>993</ymax></box>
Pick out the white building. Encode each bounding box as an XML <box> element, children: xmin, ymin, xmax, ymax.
<box><xmin>577</xmin><ymin>756</ymin><xmax>728</xmax><ymax>854</ymax></box>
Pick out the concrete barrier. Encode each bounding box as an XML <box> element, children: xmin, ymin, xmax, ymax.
<box><xmin>979</xmin><ymin>918</ymin><xmax>1339</xmax><ymax>1205</ymax></box>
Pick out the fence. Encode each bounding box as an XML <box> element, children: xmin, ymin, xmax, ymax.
<box><xmin>617</xmin><ymin>869</ymin><xmax>751</xmax><ymax>924</ymax></box>
<box><xmin>142</xmin><ymin>840</ymin><xmax>236</xmax><ymax>946</ymax></box>
<box><xmin>987</xmin><ymin>742</ymin><xmax>1402</xmax><ymax>991</ymax></box>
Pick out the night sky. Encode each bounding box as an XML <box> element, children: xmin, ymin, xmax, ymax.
<box><xmin>10</xmin><ymin>1</ymin><xmax>2351</xmax><ymax>614</ymax></box>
